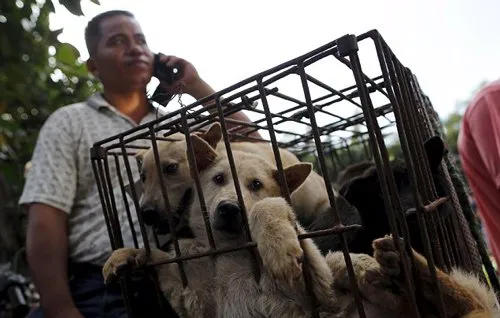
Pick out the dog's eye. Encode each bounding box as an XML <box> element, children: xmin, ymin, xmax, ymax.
<box><xmin>249</xmin><ymin>179</ymin><xmax>263</xmax><ymax>192</ymax></box>
<box><xmin>140</xmin><ymin>171</ymin><xmax>146</xmax><ymax>183</ymax></box>
<box><xmin>213</xmin><ymin>173</ymin><xmax>225</xmax><ymax>185</ymax></box>
<box><xmin>162</xmin><ymin>163</ymin><xmax>178</xmax><ymax>175</ymax></box>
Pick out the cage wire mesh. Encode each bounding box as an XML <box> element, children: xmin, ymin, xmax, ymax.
<box><xmin>90</xmin><ymin>30</ymin><xmax>500</xmax><ymax>317</ymax></box>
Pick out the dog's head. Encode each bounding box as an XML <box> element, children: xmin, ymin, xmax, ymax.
<box><xmin>136</xmin><ymin>124</ymin><xmax>222</xmax><ymax>234</ymax></box>
<box><xmin>189</xmin><ymin>133</ymin><xmax>312</xmax><ymax>239</ymax></box>
<box><xmin>338</xmin><ymin>136</ymin><xmax>450</xmax><ymax>253</ymax></box>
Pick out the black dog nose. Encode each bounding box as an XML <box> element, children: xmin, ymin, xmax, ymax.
<box><xmin>214</xmin><ymin>201</ymin><xmax>243</xmax><ymax>233</ymax></box>
<box><xmin>140</xmin><ymin>205</ymin><xmax>159</xmax><ymax>226</ymax></box>
<box><xmin>216</xmin><ymin>201</ymin><xmax>241</xmax><ymax>219</ymax></box>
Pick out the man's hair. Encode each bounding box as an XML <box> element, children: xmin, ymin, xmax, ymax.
<box><xmin>84</xmin><ymin>10</ymin><xmax>135</xmax><ymax>56</ymax></box>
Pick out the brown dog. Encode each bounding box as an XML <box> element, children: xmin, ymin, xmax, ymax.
<box><xmin>327</xmin><ymin>235</ymin><xmax>500</xmax><ymax>317</ymax></box>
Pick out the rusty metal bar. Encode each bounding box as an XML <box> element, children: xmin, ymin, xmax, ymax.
<box><xmin>341</xmin><ymin>33</ymin><xmax>421</xmax><ymax>318</ymax></box>
<box><xmin>90</xmin><ymin>156</ymin><xmax>117</xmax><ymax>250</ymax></box>
<box><xmin>214</xmin><ymin>96</ymin><xmax>262</xmax><ymax>282</ymax></box>
<box><xmin>371</xmin><ymin>31</ymin><xmax>446</xmax><ymax>317</ymax></box>
<box><xmin>113</xmin><ymin>154</ymin><xmax>139</xmax><ymax>248</ymax></box>
<box><xmin>297</xmin><ymin>58</ymin><xmax>367</xmax><ymax>318</ymax></box>
<box><xmin>148</xmin><ymin>128</ymin><xmax>188</xmax><ymax>287</ymax></box>
<box><xmin>180</xmin><ymin>113</ymin><xmax>217</xmax><ymax>251</ymax></box>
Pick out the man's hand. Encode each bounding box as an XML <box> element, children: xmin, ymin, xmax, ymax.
<box><xmin>155</xmin><ymin>54</ymin><xmax>207</xmax><ymax>99</ymax></box>
<box><xmin>26</xmin><ymin>203</ymin><xmax>82</xmax><ymax>318</ymax></box>
<box><xmin>154</xmin><ymin>54</ymin><xmax>262</xmax><ymax>139</ymax></box>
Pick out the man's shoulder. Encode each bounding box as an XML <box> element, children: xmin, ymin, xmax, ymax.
<box><xmin>43</xmin><ymin>95</ymin><xmax>100</xmax><ymax>126</ymax></box>
<box><xmin>464</xmin><ymin>80</ymin><xmax>500</xmax><ymax>119</ymax></box>
<box><xmin>52</xmin><ymin>97</ymin><xmax>96</xmax><ymax>116</ymax></box>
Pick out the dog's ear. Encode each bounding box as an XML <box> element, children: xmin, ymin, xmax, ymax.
<box><xmin>193</xmin><ymin>123</ymin><xmax>222</xmax><ymax>149</ymax></box>
<box><xmin>339</xmin><ymin>172</ymin><xmax>380</xmax><ymax>206</ymax></box>
<box><xmin>135</xmin><ymin>148</ymin><xmax>149</xmax><ymax>167</ymax></box>
<box><xmin>424</xmin><ymin>136</ymin><xmax>447</xmax><ymax>171</ymax></box>
<box><xmin>274</xmin><ymin>162</ymin><xmax>312</xmax><ymax>194</ymax></box>
<box><xmin>190</xmin><ymin>135</ymin><xmax>218</xmax><ymax>172</ymax></box>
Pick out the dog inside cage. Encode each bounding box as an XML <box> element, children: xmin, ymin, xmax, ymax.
<box><xmin>90</xmin><ymin>31</ymin><xmax>499</xmax><ymax>318</ymax></box>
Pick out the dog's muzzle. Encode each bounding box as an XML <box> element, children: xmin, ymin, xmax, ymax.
<box><xmin>141</xmin><ymin>204</ymin><xmax>159</xmax><ymax>226</ymax></box>
<box><xmin>214</xmin><ymin>201</ymin><xmax>243</xmax><ymax>233</ymax></box>
<box><xmin>139</xmin><ymin>188</ymin><xmax>194</xmax><ymax>236</ymax></box>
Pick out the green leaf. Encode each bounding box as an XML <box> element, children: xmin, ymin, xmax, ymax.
<box><xmin>49</xmin><ymin>28</ymin><xmax>64</xmax><ymax>43</ymax></box>
<box><xmin>46</xmin><ymin>0</ymin><xmax>56</xmax><ymax>13</ymax></box>
<box><xmin>58</xmin><ymin>0</ymin><xmax>84</xmax><ymax>16</ymax></box>
<box><xmin>56</xmin><ymin>42</ymin><xmax>80</xmax><ymax>65</ymax></box>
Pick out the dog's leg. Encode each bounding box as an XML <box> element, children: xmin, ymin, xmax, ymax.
<box><xmin>325</xmin><ymin>249</ymin><xmax>407</xmax><ymax>316</ymax></box>
<box><xmin>102</xmin><ymin>247</ymin><xmax>212</xmax><ymax>317</ymax></box>
<box><xmin>368</xmin><ymin>236</ymin><xmax>497</xmax><ymax>317</ymax></box>
<box><xmin>249</xmin><ymin>197</ymin><xmax>305</xmax><ymax>283</ymax></box>
<box><xmin>250</xmin><ymin>197</ymin><xmax>343</xmax><ymax>315</ymax></box>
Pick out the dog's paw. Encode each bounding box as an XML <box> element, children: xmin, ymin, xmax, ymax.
<box><xmin>372</xmin><ymin>235</ymin><xmax>403</xmax><ymax>278</ymax></box>
<box><xmin>102</xmin><ymin>248</ymin><xmax>148</xmax><ymax>284</ymax></box>
<box><xmin>327</xmin><ymin>252</ymin><xmax>378</xmax><ymax>292</ymax></box>
<box><xmin>250</xmin><ymin>197</ymin><xmax>304</xmax><ymax>282</ymax></box>
<box><xmin>265</xmin><ymin>234</ymin><xmax>304</xmax><ymax>282</ymax></box>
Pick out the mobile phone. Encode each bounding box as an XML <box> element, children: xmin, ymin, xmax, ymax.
<box><xmin>153</xmin><ymin>53</ymin><xmax>180</xmax><ymax>85</ymax></box>
<box><xmin>151</xmin><ymin>53</ymin><xmax>181</xmax><ymax>106</ymax></box>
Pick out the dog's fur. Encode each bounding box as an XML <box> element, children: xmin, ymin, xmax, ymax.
<box><xmin>333</xmin><ymin>136</ymin><xmax>454</xmax><ymax>256</ymax></box>
<box><xmin>107</xmin><ymin>137</ymin><xmax>344</xmax><ymax>317</ymax></box>
<box><xmin>104</xmin><ymin>131</ymin><xmax>498</xmax><ymax>317</ymax></box>
<box><xmin>327</xmin><ymin>235</ymin><xmax>499</xmax><ymax>317</ymax></box>
<box><xmin>136</xmin><ymin>123</ymin><xmax>362</xmax><ymax>253</ymax></box>
<box><xmin>214</xmin><ymin>137</ymin><xmax>363</xmax><ymax>254</ymax></box>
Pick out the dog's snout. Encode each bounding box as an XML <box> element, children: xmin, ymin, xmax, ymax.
<box><xmin>214</xmin><ymin>201</ymin><xmax>243</xmax><ymax>233</ymax></box>
<box><xmin>216</xmin><ymin>201</ymin><xmax>241</xmax><ymax>218</ymax></box>
<box><xmin>141</xmin><ymin>205</ymin><xmax>159</xmax><ymax>226</ymax></box>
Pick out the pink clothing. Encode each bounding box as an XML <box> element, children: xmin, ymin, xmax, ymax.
<box><xmin>458</xmin><ymin>80</ymin><xmax>500</xmax><ymax>267</ymax></box>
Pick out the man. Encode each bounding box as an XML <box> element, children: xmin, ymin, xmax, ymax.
<box><xmin>20</xmin><ymin>10</ymin><xmax>260</xmax><ymax>318</ymax></box>
<box><xmin>458</xmin><ymin>79</ymin><xmax>500</xmax><ymax>272</ymax></box>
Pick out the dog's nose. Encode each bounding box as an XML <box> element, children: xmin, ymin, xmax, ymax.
<box><xmin>216</xmin><ymin>201</ymin><xmax>241</xmax><ymax>219</ymax></box>
<box><xmin>214</xmin><ymin>201</ymin><xmax>243</xmax><ymax>233</ymax></box>
<box><xmin>140</xmin><ymin>205</ymin><xmax>159</xmax><ymax>226</ymax></box>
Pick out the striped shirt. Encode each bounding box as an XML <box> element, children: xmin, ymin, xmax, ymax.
<box><xmin>19</xmin><ymin>93</ymin><xmax>174</xmax><ymax>266</ymax></box>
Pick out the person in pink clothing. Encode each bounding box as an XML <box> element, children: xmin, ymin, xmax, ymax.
<box><xmin>458</xmin><ymin>79</ymin><xmax>500</xmax><ymax>270</ymax></box>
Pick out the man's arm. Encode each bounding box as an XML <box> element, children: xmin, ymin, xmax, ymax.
<box><xmin>156</xmin><ymin>54</ymin><xmax>262</xmax><ymax>140</ymax></box>
<box><xmin>26</xmin><ymin>203</ymin><xmax>83</xmax><ymax>318</ymax></box>
<box><xmin>187</xmin><ymin>78</ymin><xmax>262</xmax><ymax>139</ymax></box>
<box><xmin>19</xmin><ymin>108</ymin><xmax>81</xmax><ymax>317</ymax></box>
<box><xmin>460</xmin><ymin>89</ymin><xmax>500</xmax><ymax>190</ymax></box>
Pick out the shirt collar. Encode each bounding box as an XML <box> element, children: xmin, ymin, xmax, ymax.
<box><xmin>86</xmin><ymin>93</ymin><xmax>156</xmax><ymax>112</ymax></box>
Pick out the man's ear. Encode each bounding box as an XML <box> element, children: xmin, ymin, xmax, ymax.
<box><xmin>189</xmin><ymin>135</ymin><xmax>218</xmax><ymax>172</ymax></box>
<box><xmin>273</xmin><ymin>162</ymin><xmax>312</xmax><ymax>194</ymax></box>
<box><xmin>194</xmin><ymin>123</ymin><xmax>222</xmax><ymax>149</ymax></box>
<box><xmin>86</xmin><ymin>58</ymin><xmax>99</xmax><ymax>79</ymax></box>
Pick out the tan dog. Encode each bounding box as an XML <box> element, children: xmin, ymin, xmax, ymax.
<box><xmin>207</xmin><ymin>122</ymin><xmax>362</xmax><ymax>253</ymax></box>
<box><xmin>135</xmin><ymin>127</ymin><xmax>221</xmax><ymax>235</ymax></box>
<box><xmin>218</xmin><ymin>140</ymin><xmax>331</xmax><ymax>226</ymax></box>
<box><xmin>135</xmin><ymin>122</ymin><xmax>351</xmax><ymax>241</ymax></box>
<box><xmin>104</xmin><ymin>135</ymin><xmax>345</xmax><ymax>317</ymax></box>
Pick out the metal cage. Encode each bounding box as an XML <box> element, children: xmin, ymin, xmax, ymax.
<box><xmin>90</xmin><ymin>30</ymin><xmax>499</xmax><ymax>318</ymax></box>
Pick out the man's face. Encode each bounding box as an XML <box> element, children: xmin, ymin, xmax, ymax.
<box><xmin>88</xmin><ymin>15</ymin><xmax>154</xmax><ymax>92</ymax></box>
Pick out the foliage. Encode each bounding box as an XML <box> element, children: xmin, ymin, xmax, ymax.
<box><xmin>0</xmin><ymin>0</ymin><xmax>100</xmax><ymax>262</ymax></box>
